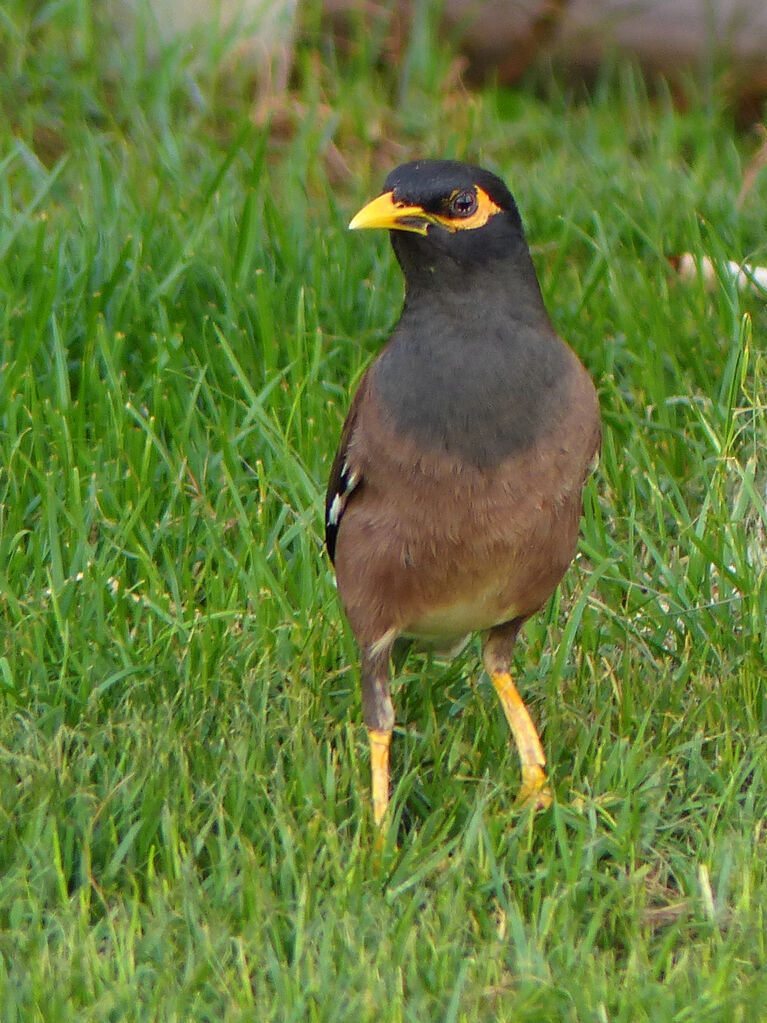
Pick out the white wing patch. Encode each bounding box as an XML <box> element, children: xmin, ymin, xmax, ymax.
<box><xmin>326</xmin><ymin>460</ymin><xmax>361</xmax><ymax>561</ymax></box>
<box><xmin>334</xmin><ymin>462</ymin><xmax>359</xmax><ymax>514</ymax></box>
<box><xmin>327</xmin><ymin>491</ymin><xmax>344</xmax><ymax>527</ymax></box>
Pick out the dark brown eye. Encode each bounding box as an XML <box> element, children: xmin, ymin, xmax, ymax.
<box><xmin>449</xmin><ymin>189</ymin><xmax>478</xmax><ymax>217</ymax></box>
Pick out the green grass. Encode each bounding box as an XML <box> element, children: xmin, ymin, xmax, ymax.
<box><xmin>1</xmin><ymin>2</ymin><xmax>767</xmax><ymax>1020</ymax></box>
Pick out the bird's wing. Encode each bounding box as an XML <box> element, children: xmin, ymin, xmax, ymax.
<box><xmin>325</xmin><ymin>373</ymin><xmax>369</xmax><ymax>563</ymax></box>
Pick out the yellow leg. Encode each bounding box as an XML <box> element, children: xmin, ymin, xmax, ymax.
<box><xmin>368</xmin><ymin>728</ymin><xmax>392</xmax><ymax>826</ymax></box>
<box><xmin>490</xmin><ymin>670</ymin><xmax>552</xmax><ymax>810</ymax></box>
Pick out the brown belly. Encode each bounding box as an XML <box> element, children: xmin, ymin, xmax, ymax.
<box><xmin>335</xmin><ymin>468</ymin><xmax>582</xmax><ymax>648</ymax></box>
<box><xmin>334</xmin><ymin>355</ymin><xmax>599</xmax><ymax>650</ymax></box>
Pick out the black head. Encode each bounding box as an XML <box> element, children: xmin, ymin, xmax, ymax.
<box><xmin>349</xmin><ymin>159</ymin><xmax>537</xmax><ymax>300</ymax></box>
<box><xmin>382</xmin><ymin>159</ymin><xmax>519</xmax><ymax>228</ymax></box>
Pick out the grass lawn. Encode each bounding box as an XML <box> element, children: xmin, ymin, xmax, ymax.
<box><xmin>1</xmin><ymin>2</ymin><xmax>766</xmax><ymax>1020</ymax></box>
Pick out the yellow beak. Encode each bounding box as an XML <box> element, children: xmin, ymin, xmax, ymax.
<box><xmin>349</xmin><ymin>190</ymin><xmax>432</xmax><ymax>235</ymax></box>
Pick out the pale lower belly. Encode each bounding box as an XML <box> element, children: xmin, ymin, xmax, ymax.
<box><xmin>403</xmin><ymin>587</ymin><xmax>519</xmax><ymax>645</ymax></box>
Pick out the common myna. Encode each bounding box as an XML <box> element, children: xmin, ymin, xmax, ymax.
<box><xmin>326</xmin><ymin>159</ymin><xmax>600</xmax><ymax>826</ymax></box>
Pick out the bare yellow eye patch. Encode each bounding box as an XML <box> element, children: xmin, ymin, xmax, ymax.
<box><xmin>349</xmin><ymin>186</ymin><xmax>503</xmax><ymax>236</ymax></box>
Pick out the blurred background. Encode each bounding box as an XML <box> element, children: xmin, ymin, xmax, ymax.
<box><xmin>1</xmin><ymin>2</ymin><xmax>766</xmax><ymax>1020</ymax></box>
<box><xmin>107</xmin><ymin>0</ymin><xmax>767</xmax><ymax>117</ymax></box>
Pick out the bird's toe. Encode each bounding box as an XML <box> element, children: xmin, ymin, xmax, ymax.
<box><xmin>515</xmin><ymin>763</ymin><xmax>553</xmax><ymax>811</ymax></box>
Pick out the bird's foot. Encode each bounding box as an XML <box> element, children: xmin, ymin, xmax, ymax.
<box><xmin>515</xmin><ymin>763</ymin><xmax>553</xmax><ymax>811</ymax></box>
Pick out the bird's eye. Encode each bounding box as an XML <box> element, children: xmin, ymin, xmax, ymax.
<box><xmin>448</xmin><ymin>189</ymin><xmax>478</xmax><ymax>217</ymax></box>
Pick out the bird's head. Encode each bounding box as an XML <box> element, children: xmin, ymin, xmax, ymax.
<box><xmin>349</xmin><ymin>159</ymin><xmax>533</xmax><ymax>297</ymax></box>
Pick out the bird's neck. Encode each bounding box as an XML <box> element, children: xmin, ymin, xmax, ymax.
<box><xmin>398</xmin><ymin>238</ymin><xmax>550</xmax><ymax>332</ymax></box>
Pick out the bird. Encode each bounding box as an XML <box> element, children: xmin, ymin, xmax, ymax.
<box><xmin>325</xmin><ymin>159</ymin><xmax>601</xmax><ymax>828</ymax></box>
